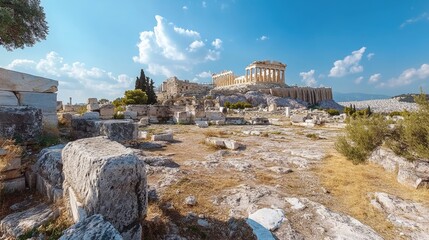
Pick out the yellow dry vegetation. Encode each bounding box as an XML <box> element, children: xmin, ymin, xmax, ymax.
<box><xmin>316</xmin><ymin>151</ymin><xmax>429</xmax><ymax>239</ymax></box>
<box><xmin>0</xmin><ymin>138</ymin><xmax>23</xmax><ymax>172</ymax></box>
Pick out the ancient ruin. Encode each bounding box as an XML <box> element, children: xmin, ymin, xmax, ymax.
<box><xmin>212</xmin><ymin>60</ymin><xmax>286</xmax><ymax>87</ymax></box>
<box><xmin>158</xmin><ymin>76</ymin><xmax>212</xmax><ymax>100</ymax></box>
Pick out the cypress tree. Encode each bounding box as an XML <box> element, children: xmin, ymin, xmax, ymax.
<box><xmin>148</xmin><ymin>79</ymin><xmax>158</xmax><ymax>104</ymax></box>
<box><xmin>135</xmin><ymin>69</ymin><xmax>147</xmax><ymax>91</ymax></box>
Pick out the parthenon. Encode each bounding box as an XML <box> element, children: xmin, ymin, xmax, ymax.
<box><xmin>212</xmin><ymin>60</ymin><xmax>286</xmax><ymax>87</ymax></box>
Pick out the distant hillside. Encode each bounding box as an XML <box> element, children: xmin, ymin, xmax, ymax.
<box><xmin>333</xmin><ymin>92</ymin><xmax>390</xmax><ymax>102</ymax></box>
<box><xmin>392</xmin><ymin>93</ymin><xmax>429</xmax><ymax>103</ymax></box>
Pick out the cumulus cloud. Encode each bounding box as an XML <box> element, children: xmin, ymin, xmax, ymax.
<box><xmin>182</xmin><ymin>6</ymin><xmax>188</xmax><ymax>10</ymax></box>
<box><xmin>299</xmin><ymin>69</ymin><xmax>317</xmax><ymax>87</ymax></box>
<box><xmin>133</xmin><ymin>15</ymin><xmax>222</xmax><ymax>78</ymax></box>
<box><xmin>328</xmin><ymin>47</ymin><xmax>366</xmax><ymax>77</ymax></box>
<box><xmin>367</xmin><ymin>53</ymin><xmax>375</xmax><ymax>60</ymax></box>
<box><xmin>197</xmin><ymin>71</ymin><xmax>212</xmax><ymax>78</ymax></box>
<box><xmin>211</xmin><ymin>38</ymin><xmax>222</xmax><ymax>49</ymax></box>
<box><xmin>382</xmin><ymin>64</ymin><xmax>429</xmax><ymax>87</ymax></box>
<box><xmin>4</xmin><ymin>51</ymin><xmax>133</xmax><ymax>103</ymax></box>
<box><xmin>369</xmin><ymin>73</ymin><xmax>381</xmax><ymax>83</ymax></box>
<box><xmin>354</xmin><ymin>76</ymin><xmax>364</xmax><ymax>84</ymax></box>
<box><xmin>400</xmin><ymin>12</ymin><xmax>429</xmax><ymax>28</ymax></box>
<box><xmin>258</xmin><ymin>35</ymin><xmax>269</xmax><ymax>41</ymax></box>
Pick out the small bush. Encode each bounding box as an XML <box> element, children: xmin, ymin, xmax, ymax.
<box><xmin>113</xmin><ymin>112</ymin><xmax>125</xmax><ymax>119</ymax></box>
<box><xmin>76</xmin><ymin>105</ymin><xmax>87</xmax><ymax>115</ymax></box>
<box><xmin>326</xmin><ymin>109</ymin><xmax>340</xmax><ymax>116</ymax></box>
<box><xmin>335</xmin><ymin>115</ymin><xmax>389</xmax><ymax>164</ymax></box>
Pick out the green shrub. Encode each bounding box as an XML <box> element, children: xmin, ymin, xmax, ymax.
<box><xmin>335</xmin><ymin>114</ymin><xmax>389</xmax><ymax>164</ymax></box>
<box><xmin>123</xmin><ymin>89</ymin><xmax>148</xmax><ymax>105</ymax></box>
<box><xmin>326</xmin><ymin>109</ymin><xmax>340</xmax><ymax>116</ymax></box>
<box><xmin>113</xmin><ymin>112</ymin><xmax>125</xmax><ymax>119</ymax></box>
<box><xmin>224</xmin><ymin>101</ymin><xmax>231</xmax><ymax>108</ymax></box>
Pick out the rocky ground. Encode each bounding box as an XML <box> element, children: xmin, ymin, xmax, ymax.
<box><xmin>137</xmin><ymin>122</ymin><xmax>429</xmax><ymax>239</ymax></box>
<box><xmin>339</xmin><ymin>98</ymin><xmax>418</xmax><ymax>113</ymax></box>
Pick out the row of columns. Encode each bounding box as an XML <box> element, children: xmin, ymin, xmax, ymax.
<box><xmin>245</xmin><ymin>67</ymin><xmax>285</xmax><ymax>83</ymax></box>
<box><xmin>213</xmin><ymin>73</ymin><xmax>234</xmax><ymax>87</ymax></box>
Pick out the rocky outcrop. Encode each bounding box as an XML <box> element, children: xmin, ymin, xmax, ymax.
<box><xmin>369</xmin><ymin>147</ymin><xmax>429</xmax><ymax>189</ymax></box>
<box><xmin>371</xmin><ymin>192</ymin><xmax>429</xmax><ymax>239</ymax></box>
<box><xmin>0</xmin><ymin>106</ymin><xmax>42</xmax><ymax>142</ymax></box>
<box><xmin>59</xmin><ymin>214</ymin><xmax>123</xmax><ymax>240</ymax></box>
<box><xmin>0</xmin><ymin>204</ymin><xmax>59</xmax><ymax>239</ymax></box>
<box><xmin>62</xmin><ymin>137</ymin><xmax>147</xmax><ymax>240</ymax></box>
<box><xmin>284</xmin><ymin>198</ymin><xmax>382</xmax><ymax>240</ymax></box>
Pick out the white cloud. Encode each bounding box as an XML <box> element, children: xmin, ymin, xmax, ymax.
<box><xmin>197</xmin><ymin>71</ymin><xmax>212</xmax><ymax>78</ymax></box>
<box><xmin>202</xmin><ymin>1</ymin><xmax>207</xmax><ymax>8</ymax></box>
<box><xmin>354</xmin><ymin>76</ymin><xmax>364</xmax><ymax>84</ymax></box>
<box><xmin>133</xmin><ymin>15</ymin><xmax>222</xmax><ymax>78</ymax></box>
<box><xmin>299</xmin><ymin>69</ymin><xmax>317</xmax><ymax>87</ymax></box>
<box><xmin>382</xmin><ymin>64</ymin><xmax>429</xmax><ymax>87</ymax></box>
<box><xmin>182</xmin><ymin>6</ymin><xmax>188</xmax><ymax>10</ymax></box>
<box><xmin>4</xmin><ymin>51</ymin><xmax>133</xmax><ymax>103</ymax></box>
<box><xmin>400</xmin><ymin>12</ymin><xmax>429</xmax><ymax>28</ymax></box>
<box><xmin>211</xmin><ymin>38</ymin><xmax>222</xmax><ymax>49</ymax></box>
<box><xmin>188</xmin><ymin>40</ymin><xmax>205</xmax><ymax>52</ymax></box>
<box><xmin>367</xmin><ymin>53</ymin><xmax>375</xmax><ymax>60</ymax></box>
<box><xmin>258</xmin><ymin>35</ymin><xmax>269</xmax><ymax>41</ymax></box>
<box><xmin>329</xmin><ymin>47</ymin><xmax>366</xmax><ymax>77</ymax></box>
<box><xmin>369</xmin><ymin>73</ymin><xmax>381</xmax><ymax>83</ymax></box>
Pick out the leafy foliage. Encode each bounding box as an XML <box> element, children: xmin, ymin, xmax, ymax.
<box><xmin>0</xmin><ymin>0</ymin><xmax>48</xmax><ymax>50</ymax></box>
<box><xmin>123</xmin><ymin>89</ymin><xmax>148</xmax><ymax>105</ymax></box>
<box><xmin>326</xmin><ymin>109</ymin><xmax>340</xmax><ymax>116</ymax></box>
<box><xmin>223</xmin><ymin>101</ymin><xmax>252</xmax><ymax>109</ymax></box>
<box><xmin>335</xmin><ymin>114</ymin><xmax>389</xmax><ymax>164</ymax></box>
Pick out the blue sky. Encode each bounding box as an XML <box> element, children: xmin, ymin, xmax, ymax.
<box><xmin>1</xmin><ymin>0</ymin><xmax>429</xmax><ymax>103</ymax></box>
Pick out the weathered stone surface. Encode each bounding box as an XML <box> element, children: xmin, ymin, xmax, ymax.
<box><xmin>88</xmin><ymin>98</ymin><xmax>98</xmax><ymax>104</ymax></box>
<box><xmin>0</xmin><ymin>68</ymin><xmax>58</xmax><ymax>93</ymax></box>
<box><xmin>59</xmin><ymin>214</ymin><xmax>123</xmax><ymax>240</ymax></box>
<box><xmin>1</xmin><ymin>176</ymin><xmax>25</xmax><ymax>193</ymax></box>
<box><xmin>152</xmin><ymin>132</ymin><xmax>174</xmax><ymax>142</ymax></box>
<box><xmin>284</xmin><ymin>198</ymin><xmax>382</xmax><ymax>240</ymax></box>
<box><xmin>62</xmin><ymin>137</ymin><xmax>147</xmax><ymax>239</ymax></box>
<box><xmin>206</xmin><ymin>137</ymin><xmax>242</xmax><ymax>150</ymax></box>
<box><xmin>250</xmin><ymin>117</ymin><xmax>270</xmax><ymax>125</ymax></box>
<box><xmin>371</xmin><ymin>192</ymin><xmax>429</xmax><ymax>239</ymax></box>
<box><xmin>99</xmin><ymin>104</ymin><xmax>115</xmax><ymax>119</ymax></box>
<box><xmin>71</xmin><ymin>119</ymin><xmax>138</xmax><ymax>141</ymax></box>
<box><xmin>290</xmin><ymin>114</ymin><xmax>307</xmax><ymax>123</ymax></box>
<box><xmin>16</xmin><ymin>92</ymin><xmax>57</xmax><ymax>113</ymax></box>
<box><xmin>1</xmin><ymin>157</ymin><xmax>21</xmax><ymax>171</ymax></box>
<box><xmin>58</xmin><ymin>112</ymin><xmax>73</xmax><ymax>126</ymax></box>
<box><xmin>195</xmin><ymin>120</ymin><xmax>209</xmax><ymax>128</ymax></box>
<box><xmin>225</xmin><ymin>117</ymin><xmax>246</xmax><ymax>125</ymax></box>
<box><xmin>34</xmin><ymin>144</ymin><xmax>65</xmax><ymax>202</ymax></box>
<box><xmin>126</xmin><ymin>104</ymin><xmax>149</xmax><ymax>116</ymax></box>
<box><xmin>369</xmin><ymin>147</ymin><xmax>429</xmax><ymax>189</ymax></box>
<box><xmin>82</xmin><ymin>111</ymin><xmax>100</xmax><ymax>120</ymax></box>
<box><xmin>87</xmin><ymin>102</ymin><xmax>100</xmax><ymax>111</ymax></box>
<box><xmin>97</xmin><ymin>120</ymin><xmax>138</xmax><ymax>141</ymax></box>
<box><xmin>142</xmin><ymin>156</ymin><xmax>179</xmax><ymax>168</ymax></box>
<box><xmin>248</xmin><ymin>208</ymin><xmax>284</xmax><ymax>231</ymax></box>
<box><xmin>123</xmin><ymin>110</ymin><xmax>138</xmax><ymax>120</ymax></box>
<box><xmin>0</xmin><ymin>90</ymin><xmax>18</xmax><ymax>105</ymax></box>
<box><xmin>0</xmin><ymin>204</ymin><xmax>59</xmax><ymax>238</ymax></box>
<box><xmin>0</xmin><ymin>106</ymin><xmax>42</xmax><ymax>142</ymax></box>
<box><xmin>205</xmin><ymin>111</ymin><xmax>225</xmax><ymax>121</ymax></box>
<box><xmin>138</xmin><ymin>117</ymin><xmax>149</xmax><ymax>126</ymax></box>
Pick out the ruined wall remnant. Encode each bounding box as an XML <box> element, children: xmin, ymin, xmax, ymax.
<box><xmin>0</xmin><ymin>106</ymin><xmax>43</xmax><ymax>142</ymax></box>
<box><xmin>159</xmin><ymin>76</ymin><xmax>212</xmax><ymax>100</ymax></box>
<box><xmin>0</xmin><ymin>68</ymin><xmax>59</xmax><ymax>127</ymax></box>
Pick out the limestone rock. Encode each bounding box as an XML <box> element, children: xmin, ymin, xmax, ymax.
<box><xmin>284</xmin><ymin>198</ymin><xmax>382</xmax><ymax>240</ymax></box>
<box><xmin>371</xmin><ymin>192</ymin><xmax>429</xmax><ymax>239</ymax></box>
<box><xmin>1</xmin><ymin>176</ymin><xmax>25</xmax><ymax>193</ymax></box>
<box><xmin>151</xmin><ymin>132</ymin><xmax>174</xmax><ymax>142</ymax></box>
<box><xmin>206</xmin><ymin>137</ymin><xmax>242</xmax><ymax>150</ymax></box>
<box><xmin>0</xmin><ymin>90</ymin><xmax>18</xmax><ymax>105</ymax></box>
<box><xmin>59</xmin><ymin>214</ymin><xmax>123</xmax><ymax>240</ymax></box>
<box><xmin>248</xmin><ymin>208</ymin><xmax>285</xmax><ymax>231</ymax></box>
<box><xmin>0</xmin><ymin>106</ymin><xmax>43</xmax><ymax>142</ymax></box>
<box><xmin>0</xmin><ymin>67</ymin><xmax>58</xmax><ymax>93</ymax></box>
<box><xmin>87</xmin><ymin>102</ymin><xmax>100</xmax><ymax>111</ymax></box>
<box><xmin>126</xmin><ymin>105</ymin><xmax>149</xmax><ymax>116</ymax></box>
<box><xmin>16</xmin><ymin>92</ymin><xmax>57</xmax><ymax>113</ymax></box>
<box><xmin>97</xmin><ymin>120</ymin><xmax>138</xmax><ymax>141</ymax></box>
<box><xmin>34</xmin><ymin>144</ymin><xmax>65</xmax><ymax>202</ymax></box>
<box><xmin>369</xmin><ymin>147</ymin><xmax>429</xmax><ymax>189</ymax></box>
<box><xmin>99</xmin><ymin>104</ymin><xmax>115</xmax><ymax>119</ymax></box>
<box><xmin>195</xmin><ymin>120</ymin><xmax>209</xmax><ymax>128</ymax></box>
<box><xmin>0</xmin><ymin>204</ymin><xmax>59</xmax><ymax>238</ymax></box>
<box><xmin>142</xmin><ymin>156</ymin><xmax>180</xmax><ymax>168</ymax></box>
<box><xmin>184</xmin><ymin>196</ymin><xmax>197</xmax><ymax>206</ymax></box>
<box><xmin>62</xmin><ymin>137</ymin><xmax>147</xmax><ymax>239</ymax></box>
<box><xmin>82</xmin><ymin>111</ymin><xmax>100</xmax><ymax>120</ymax></box>
<box><xmin>123</xmin><ymin>110</ymin><xmax>138</xmax><ymax>120</ymax></box>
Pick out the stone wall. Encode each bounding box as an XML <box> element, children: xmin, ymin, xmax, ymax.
<box><xmin>160</xmin><ymin>76</ymin><xmax>212</xmax><ymax>99</ymax></box>
<box><xmin>261</xmin><ymin>87</ymin><xmax>333</xmax><ymax>105</ymax></box>
<box><xmin>0</xmin><ymin>68</ymin><xmax>59</xmax><ymax>126</ymax></box>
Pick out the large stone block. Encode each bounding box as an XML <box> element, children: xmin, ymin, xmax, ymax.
<box><xmin>34</xmin><ymin>144</ymin><xmax>65</xmax><ymax>202</ymax></box>
<box><xmin>97</xmin><ymin>120</ymin><xmax>138</xmax><ymax>141</ymax></box>
<box><xmin>0</xmin><ymin>106</ymin><xmax>43</xmax><ymax>142</ymax></box>
<box><xmin>100</xmin><ymin>104</ymin><xmax>115</xmax><ymax>119</ymax></box>
<box><xmin>126</xmin><ymin>104</ymin><xmax>149</xmax><ymax>116</ymax></box>
<box><xmin>0</xmin><ymin>68</ymin><xmax>58</xmax><ymax>93</ymax></box>
<box><xmin>0</xmin><ymin>90</ymin><xmax>18</xmax><ymax>106</ymax></box>
<box><xmin>16</xmin><ymin>92</ymin><xmax>57</xmax><ymax>113</ymax></box>
<box><xmin>1</xmin><ymin>176</ymin><xmax>25</xmax><ymax>193</ymax></box>
<box><xmin>59</xmin><ymin>214</ymin><xmax>123</xmax><ymax>240</ymax></box>
<box><xmin>62</xmin><ymin>137</ymin><xmax>147</xmax><ymax>239</ymax></box>
<box><xmin>0</xmin><ymin>204</ymin><xmax>59</xmax><ymax>239</ymax></box>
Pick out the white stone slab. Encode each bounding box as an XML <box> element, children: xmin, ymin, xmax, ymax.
<box><xmin>16</xmin><ymin>92</ymin><xmax>57</xmax><ymax>113</ymax></box>
<box><xmin>0</xmin><ymin>91</ymin><xmax>18</xmax><ymax>106</ymax></box>
<box><xmin>0</xmin><ymin>68</ymin><xmax>58</xmax><ymax>93</ymax></box>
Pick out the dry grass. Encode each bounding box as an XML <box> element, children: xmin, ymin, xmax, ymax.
<box><xmin>37</xmin><ymin>205</ymin><xmax>73</xmax><ymax>239</ymax></box>
<box><xmin>0</xmin><ymin>138</ymin><xmax>23</xmax><ymax>173</ymax></box>
<box><xmin>203</xmin><ymin>129</ymin><xmax>230</xmax><ymax>138</ymax></box>
<box><xmin>160</xmin><ymin>174</ymin><xmax>241</xmax><ymax>220</ymax></box>
<box><xmin>315</xmin><ymin>151</ymin><xmax>429</xmax><ymax>239</ymax></box>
